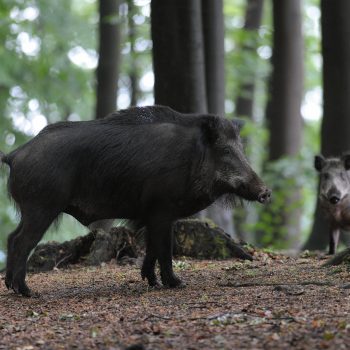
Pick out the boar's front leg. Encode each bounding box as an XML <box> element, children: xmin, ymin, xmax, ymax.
<box><xmin>144</xmin><ymin>216</ymin><xmax>183</xmax><ymax>288</ymax></box>
<box><xmin>329</xmin><ymin>225</ymin><xmax>340</xmax><ymax>255</ymax></box>
<box><xmin>141</xmin><ymin>229</ymin><xmax>159</xmax><ymax>287</ymax></box>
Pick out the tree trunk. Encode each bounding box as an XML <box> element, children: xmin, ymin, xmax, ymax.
<box><xmin>262</xmin><ymin>0</ymin><xmax>303</xmax><ymax>248</ymax></box>
<box><xmin>235</xmin><ymin>0</ymin><xmax>264</xmax><ymax>120</ymax></box>
<box><xmin>202</xmin><ymin>0</ymin><xmax>225</xmax><ymax>117</ymax></box>
<box><xmin>95</xmin><ymin>0</ymin><xmax>121</xmax><ymax>119</ymax></box>
<box><xmin>268</xmin><ymin>0</ymin><xmax>303</xmax><ymax>160</ymax></box>
<box><xmin>127</xmin><ymin>0</ymin><xmax>139</xmax><ymax>106</ymax></box>
<box><xmin>304</xmin><ymin>0</ymin><xmax>350</xmax><ymax>250</ymax></box>
<box><xmin>200</xmin><ymin>0</ymin><xmax>234</xmax><ymax>236</ymax></box>
<box><xmin>151</xmin><ymin>0</ymin><xmax>207</xmax><ymax>114</ymax></box>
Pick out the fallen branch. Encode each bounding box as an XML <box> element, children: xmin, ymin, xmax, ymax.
<box><xmin>219</xmin><ymin>281</ymin><xmax>336</xmax><ymax>288</ymax></box>
<box><xmin>54</xmin><ymin>254</ymin><xmax>72</xmax><ymax>269</ymax></box>
<box><xmin>143</xmin><ymin>314</ymin><xmax>171</xmax><ymax>321</ymax></box>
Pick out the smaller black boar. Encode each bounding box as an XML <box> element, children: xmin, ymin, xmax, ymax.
<box><xmin>315</xmin><ymin>154</ymin><xmax>350</xmax><ymax>254</ymax></box>
<box><xmin>1</xmin><ymin>105</ymin><xmax>271</xmax><ymax>296</ymax></box>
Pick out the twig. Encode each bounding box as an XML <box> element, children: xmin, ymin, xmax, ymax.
<box><xmin>271</xmin><ymin>316</ymin><xmax>297</xmax><ymax>322</ymax></box>
<box><xmin>54</xmin><ymin>254</ymin><xmax>72</xmax><ymax>269</ymax></box>
<box><xmin>219</xmin><ymin>281</ymin><xmax>336</xmax><ymax>288</ymax></box>
<box><xmin>143</xmin><ymin>314</ymin><xmax>171</xmax><ymax>321</ymax></box>
<box><xmin>184</xmin><ymin>301</ymin><xmax>221</xmax><ymax>305</ymax></box>
<box><xmin>116</xmin><ymin>242</ymin><xmax>127</xmax><ymax>260</ymax></box>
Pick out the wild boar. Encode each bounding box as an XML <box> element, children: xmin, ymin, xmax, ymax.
<box><xmin>1</xmin><ymin>105</ymin><xmax>271</xmax><ymax>296</ymax></box>
<box><xmin>315</xmin><ymin>154</ymin><xmax>350</xmax><ymax>254</ymax></box>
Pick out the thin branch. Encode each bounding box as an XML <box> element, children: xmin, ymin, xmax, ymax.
<box><xmin>54</xmin><ymin>254</ymin><xmax>72</xmax><ymax>269</ymax></box>
<box><xmin>219</xmin><ymin>281</ymin><xmax>336</xmax><ymax>288</ymax></box>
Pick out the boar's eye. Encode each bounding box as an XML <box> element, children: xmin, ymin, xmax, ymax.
<box><xmin>223</xmin><ymin>147</ymin><xmax>232</xmax><ymax>156</ymax></box>
<box><xmin>322</xmin><ymin>173</ymin><xmax>330</xmax><ymax>180</ymax></box>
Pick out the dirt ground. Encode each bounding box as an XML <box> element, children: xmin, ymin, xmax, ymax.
<box><xmin>1</xmin><ymin>251</ymin><xmax>350</xmax><ymax>350</ymax></box>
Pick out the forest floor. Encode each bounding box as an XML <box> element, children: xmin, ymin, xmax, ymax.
<box><xmin>1</xmin><ymin>250</ymin><xmax>350</xmax><ymax>350</ymax></box>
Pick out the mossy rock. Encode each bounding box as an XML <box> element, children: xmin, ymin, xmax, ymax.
<box><xmin>173</xmin><ymin>219</ymin><xmax>252</xmax><ymax>260</ymax></box>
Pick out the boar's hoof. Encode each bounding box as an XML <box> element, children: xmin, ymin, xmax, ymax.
<box><xmin>160</xmin><ymin>273</ymin><xmax>185</xmax><ymax>288</ymax></box>
<box><xmin>6</xmin><ymin>277</ymin><xmax>33</xmax><ymax>297</ymax></box>
<box><xmin>141</xmin><ymin>267</ymin><xmax>160</xmax><ymax>287</ymax></box>
<box><xmin>14</xmin><ymin>282</ymin><xmax>33</xmax><ymax>297</ymax></box>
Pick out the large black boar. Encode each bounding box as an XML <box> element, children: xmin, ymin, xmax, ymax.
<box><xmin>315</xmin><ymin>154</ymin><xmax>350</xmax><ymax>254</ymax></box>
<box><xmin>1</xmin><ymin>105</ymin><xmax>270</xmax><ymax>296</ymax></box>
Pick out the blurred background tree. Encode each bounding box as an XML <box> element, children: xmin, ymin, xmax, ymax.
<box><xmin>0</xmin><ymin>0</ymin><xmax>334</xmax><ymax>266</ymax></box>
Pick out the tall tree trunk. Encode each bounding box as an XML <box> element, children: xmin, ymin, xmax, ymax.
<box><xmin>235</xmin><ymin>0</ymin><xmax>264</xmax><ymax>120</ymax></box>
<box><xmin>151</xmin><ymin>0</ymin><xmax>207</xmax><ymax>114</ymax></box>
<box><xmin>268</xmin><ymin>0</ymin><xmax>303</xmax><ymax>160</ymax></box>
<box><xmin>202</xmin><ymin>0</ymin><xmax>225</xmax><ymax>117</ymax></box>
<box><xmin>262</xmin><ymin>0</ymin><xmax>304</xmax><ymax>248</ymax></box>
<box><xmin>201</xmin><ymin>0</ymin><xmax>234</xmax><ymax>236</ymax></box>
<box><xmin>234</xmin><ymin>0</ymin><xmax>264</xmax><ymax>241</ymax></box>
<box><xmin>95</xmin><ymin>0</ymin><xmax>121</xmax><ymax>119</ymax></box>
<box><xmin>127</xmin><ymin>0</ymin><xmax>138</xmax><ymax>106</ymax></box>
<box><xmin>304</xmin><ymin>0</ymin><xmax>350</xmax><ymax>250</ymax></box>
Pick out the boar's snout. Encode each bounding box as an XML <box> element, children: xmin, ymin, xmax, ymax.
<box><xmin>321</xmin><ymin>185</ymin><xmax>343</xmax><ymax>205</ymax></box>
<box><xmin>258</xmin><ymin>188</ymin><xmax>272</xmax><ymax>204</ymax></box>
<box><xmin>325</xmin><ymin>189</ymin><xmax>341</xmax><ymax>205</ymax></box>
<box><xmin>235</xmin><ymin>178</ymin><xmax>271</xmax><ymax>203</ymax></box>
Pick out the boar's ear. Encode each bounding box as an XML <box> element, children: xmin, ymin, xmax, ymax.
<box><xmin>232</xmin><ymin>119</ymin><xmax>245</xmax><ymax>132</ymax></box>
<box><xmin>342</xmin><ymin>153</ymin><xmax>350</xmax><ymax>170</ymax></box>
<box><xmin>201</xmin><ymin>117</ymin><xmax>221</xmax><ymax>143</ymax></box>
<box><xmin>314</xmin><ymin>155</ymin><xmax>325</xmax><ymax>172</ymax></box>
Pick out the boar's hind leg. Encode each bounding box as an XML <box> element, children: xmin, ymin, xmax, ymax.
<box><xmin>5</xmin><ymin>221</ymin><xmax>23</xmax><ymax>290</ymax></box>
<box><xmin>146</xmin><ymin>217</ymin><xmax>183</xmax><ymax>288</ymax></box>
<box><xmin>6</xmin><ymin>206</ymin><xmax>59</xmax><ymax>296</ymax></box>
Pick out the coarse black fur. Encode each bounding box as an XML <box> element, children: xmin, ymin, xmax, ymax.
<box><xmin>1</xmin><ymin>105</ymin><xmax>270</xmax><ymax>296</ymax></box>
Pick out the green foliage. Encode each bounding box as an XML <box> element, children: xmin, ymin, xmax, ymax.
<box><xmin>247</xmin><ymin>150</ymin><xmax>318</xmax><ymax>249</ymax></box>
<box><xmin>224</xmin><ymin>0</ymin><xmax>272</xmax><ymax>116</ymax></box>
<box><xmin>0</xmin><ymin>0</ymin><xmax>97</xmax><ymax>258</ymax></box>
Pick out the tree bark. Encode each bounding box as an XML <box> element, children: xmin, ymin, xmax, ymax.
<box><xmin>151</xmin><ymin>0</ymin><xmax>207</xmax><ymax>114</ymax></box>
<box><xmin>235</xmin><ymin>0</ymin><xmax>264</xmax><ymax>120</ymax></box>
<box><xmin>95</xmin><ymin>0</ymin><xmax>121</xmax><ymax>119</ymax></box>
<box><xmin>127</xmin><ymin>0</ymin><xmax>139</xmax><ymax>106</ymax></box>
<box><xmin>305</xmin><ymin>0</ymin><xmax>350</xmax><ymax>250</ymax></box>
<box><xmin>263</xmin><ymin>0</ymin><xmax>303</xmax><ymax>248</ymax></box>
<box><xmin>202</xmin><ymin>0</ymin><xmax>225</xmax><ymax>117</ymax></box>
<box><xmin>268</xmin><ymin>0</ymin><xmax>303</xmax><ymax>160</ymax></box>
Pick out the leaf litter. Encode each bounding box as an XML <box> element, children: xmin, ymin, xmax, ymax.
<box><xmin>0</xmin><ymin>250</ymin><xmax>350</xmax><ymax>349</ymax></box>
